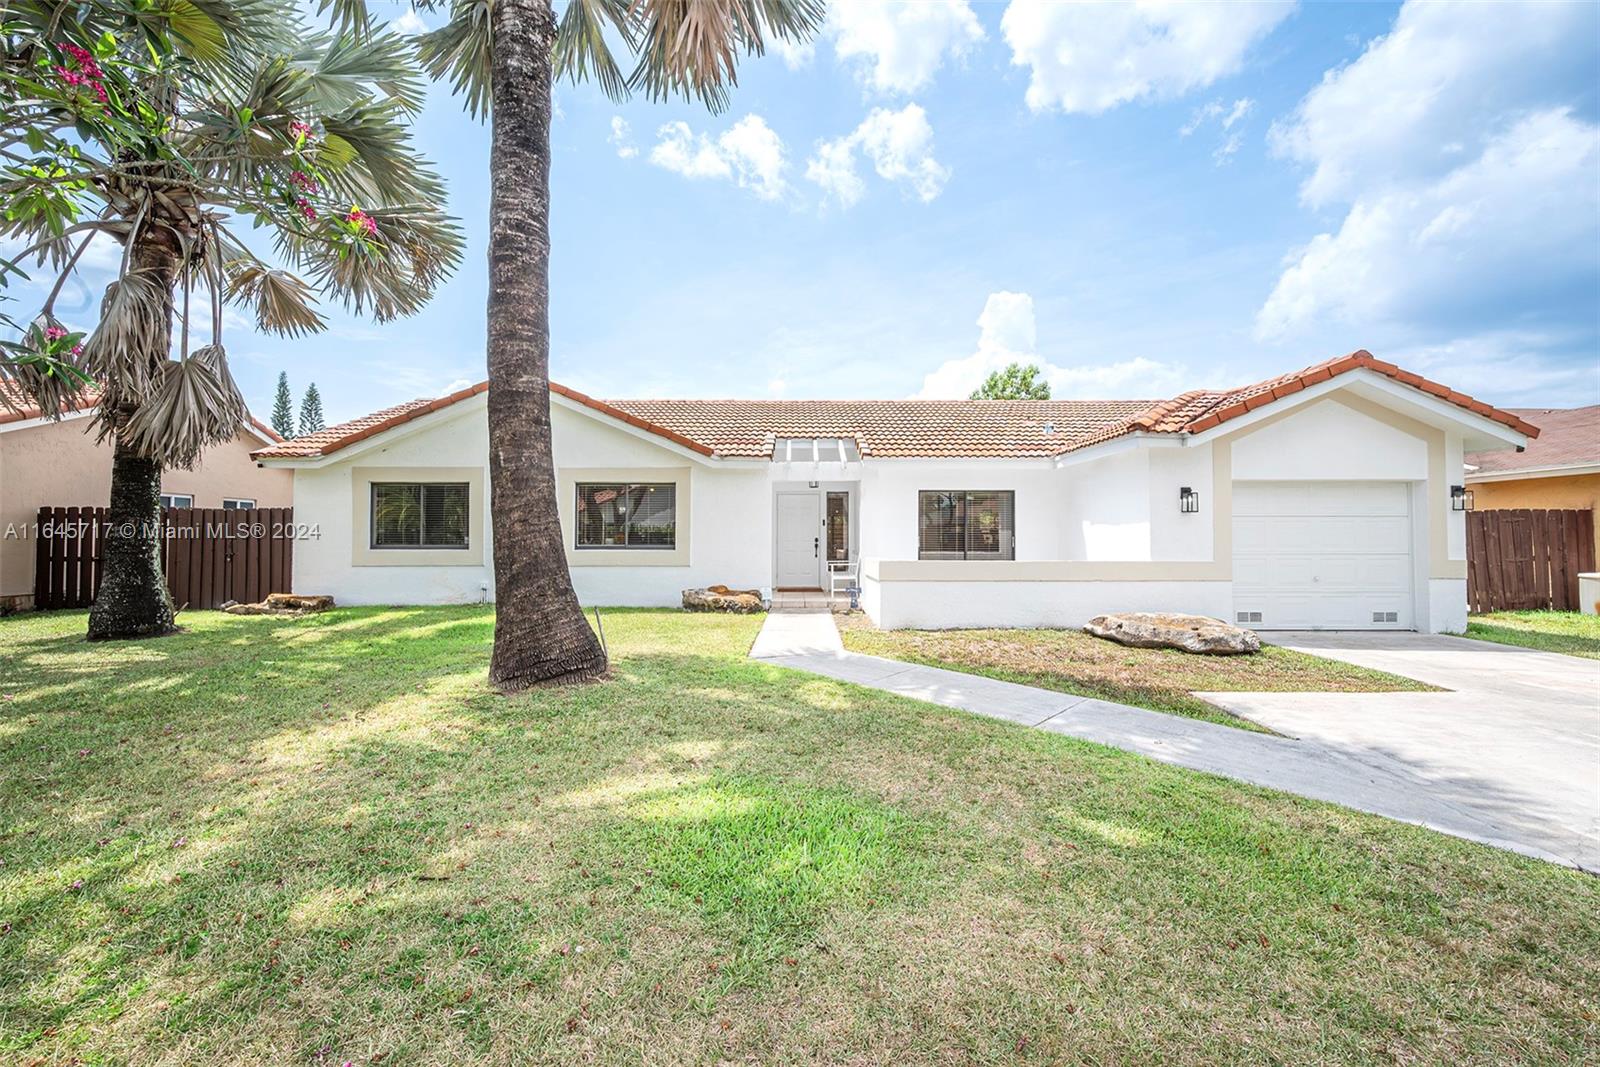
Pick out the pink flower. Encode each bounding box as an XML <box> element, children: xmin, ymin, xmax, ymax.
<box><xmin>70</xmin><ymin>343</ymin><xmax>83</xmax><ymax>356</ymax></box>
<box><xmin>68</xmin><ymin>879</ymin><xmax>83</xmax><ymax>891</ymax></box>
<box><xmin>295</xmin><ymin>198</ymin><xmax>317</xmax><ymax>221</ymax></box>
<box><xmin>291</xmin><ymin>170</ymin><xmax>319</xmax><ymax>193</ymax></box>
<box><xmin>346</xmin><ymin>208</ymin><xmax>378</xmax><ymax>238</ymax></box>
<box><xmin>289</xmin><ymin>120</ymin><xmax>313</xmax><ymax>141</ymax></box>
<box><xmin>44</xmin><ymin>326</ymin><xmax>67</xmax><ymax>341</ymax></box>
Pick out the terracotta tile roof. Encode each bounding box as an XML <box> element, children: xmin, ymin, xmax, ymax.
<box><xmin>1173</xmin><ymin>350</ymin><xmax>1542</xmax><ymax>438</ymax></box>
<box><xmin>252</xmin><ymin>351</ymin><xmax>1541</xmax><ymax>463</ymax></box>
<box><xmin>253</xmin><ymin>381</ymin><xmax>487</xmax><ymax>458</ymax></box>
<box><xmin>0</xmin><ymin>381</ymin><xmax>101</xmax><ymax>425</ymax></box>
<box><xmin>601</xmin><ymin>396</ymin><xmax>1156</xmax><ymax>458</ymax></box>
<box><xmin>1060</xmin><ymin>349</ymin><xmax>1542</xmax><ymax>453</ymax></box>
<box><xmin>1</xmin><ymin>382</ymin><xmax>280</xmax><ymax>442</ymax></box>
<box><xmin>1466</xmin><ymin>405</ymin><xmax>1595</xmax><ymax>477</ymax></box>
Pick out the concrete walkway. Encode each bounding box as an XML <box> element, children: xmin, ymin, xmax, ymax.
<box><xmin>749</xmin><ymin>612</ymin><xmax>1597</xmax><ymax>869</ymax></box>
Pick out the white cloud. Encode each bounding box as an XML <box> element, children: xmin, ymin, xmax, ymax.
<box><xmin>439</xmin><ymin>378</ymin><xmax>474</xmax><ymax>396</ymax></box>
<box><xmin>826</xmin><ymin>0</ymin><xmax>984</xmax><ymax>94</ymax></box>
<box><xmin>1181</xmin><ymin>97</ymin><xmax>1253</xmax><ymax>137</ymax></box>
<box><xmin>915</xmin><ymin>292</ymin><xmax>1038</xmax><ymax>398</ymax></box>
<box><xmin>1257</xmin><ymin>108</ymin><xmax>1600</xmax><ymax>339</ymax></box>
<box><xmin>771</xmin><ymin>35</ymin><xmax>814</xmax><ymax>71</ymax></box>
<box><xmin>1001</xmin><ymin>0</ymin><xmax>1293</xmax><ymax>114</ymax></box>
<box><xmin>806</xmin><ymin>104</ymin><xmax>950</xmax><ymax>208</ymax></box>
<box><xmin>914</xmin><ymin>292</ymin><xmax>1190</xmax><ymax>399</ymax></box>
<box><xmin>1256</xmin><ymin>1</ymin><xmax>1600</xmax><ymax>351</ymax></box>
<box><xmin>608</xmin><ymin>116</ymin><xmax>637</xmax><ymax>159</ymax></box>
<box><xmin>1180</xmin><ymin>97</ymin><xmax>1254</xmax><ymax>164</ymax></box>
<box><xmin>390</xmin><ymin>7</ymin><xmax>427</xmax><ymax>35</ymax></box>
<box><xmin>648</xmin><ymin>115</ymin><xmax>788</xmax><ymax>200</ymax></box>
<box><xmin>1269</xmin><ymin>0</ymin><xmax>1596</xmax><ymax>207</ymax></box>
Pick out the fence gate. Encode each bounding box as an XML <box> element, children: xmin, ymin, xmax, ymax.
<box><xmin>1466</xmin><ymin>508</ymin><xmax>1595</xmax><ymax>613</ymax></box>
<box><xmin>33</xmin><ymin>506</ymin><xmax>295</xmax><ymax>611</ymax></box>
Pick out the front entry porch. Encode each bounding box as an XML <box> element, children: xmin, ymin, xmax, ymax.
<box><xmin>772</xmin><ymin>479</ymin><xmax>857</xmax><ymax>593</ymax></box>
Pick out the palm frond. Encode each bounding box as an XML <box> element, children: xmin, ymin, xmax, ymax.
<box><xmin>415</xmin><ymin>0</ymin><xmax>493</xmax><ymax>120</ymax></box>
<box><xmin>314</xmin><ymin>0</ymin><xmax>374</xmax><ymax>39</ymax></box>
<box><xmin>81</xmin><ymin>268</ymin><xmax>171</xmax><ymax>414</ymax></box>
<box><xmin>317</xmin><ymin>100</ymin><xmax>448</xmax><ymax>205</ymax></box>
<box><xmin>554</xmin><ymin>0</ymin><xmax>636</xmax><ymax>104</ymax></box>
<box><xmin>224</xmin><ymin>260</ymin><xmax>328</xmax><ymax>336</ymax></box>
<box><xmin>290</xmin><ymin>25</ymin><xmax>428</xmax><ymax>115</ymax></box>
<box><xmin>626</xmin><ymin>0</ymin><xmax>824</xmax><ymax>113</ymax></box>
<box><xmin>284</xmin><ymin>201</ymin><xmax>463</xmax><ymax>322</ymax></box>
<box><xmin>121</xmin><ymin>344</ymin><xmax>247</xmax><ymax>469</ymax></box>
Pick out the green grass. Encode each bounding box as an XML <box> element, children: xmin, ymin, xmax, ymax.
<box><xmin>837</xmin><ymin>618</ymin><xmax>1434</xmax><ymax>731</ymax></box>
<box><xmin>1466</xmin><ymin>610</ymin><xmax>1600</xmax><ymax>659</ymax></box>
<box><xmin>0</xmin><ymin>606</ymin><xmax>1595</xmax><ymax>1065</ymax></box>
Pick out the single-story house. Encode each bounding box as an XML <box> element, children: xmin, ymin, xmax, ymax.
<box><xmin>1465</xmin><ymin>405</ymin><xmax>1598</xmax><ymax>561</ymax></box>
<box><xmin>252</xmin><ymin>351</ymin><xmax>1539</xmax><ymax>634</ymax></box>
<box><xmin>1</xmin><ymin>388</ymin><xmax>290</xmax><ymax>609</ymax></box>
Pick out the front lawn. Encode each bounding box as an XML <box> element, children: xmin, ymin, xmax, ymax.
<box><xmin>1</xmin><ymin>607</ymin><xmax>1594</xmax><ymax>1065</ymax></box>
<box><xmin>837</xmin><ymin>618</ymin><xmax>1434</xmax><ymax>731</ymax></box>
<box><xmin>1466</xmin><ymin>610</ymin><xmax>1600</xmax><ymax>660</ymax></box>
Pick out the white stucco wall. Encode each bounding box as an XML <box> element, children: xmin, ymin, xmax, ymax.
<box><xmin>862</xmin><ymin>573</ymin><xmax>1232</xmax><ymax>630</ymax></box>
<box><xmin>855</xmin><ymin>460</ymin><xmax>1066</xmax><ymax>560</ymax></box>
<box><xmin>291</xmin><ymin>404</ymin><xmax>494</xmax><ymax>605</ymax></box>
<box><xmin>290</xmin><ymin>397</ymin><xmax>771</xmax><ymax>607</ymax></box>
<box><xmin>283</xmin><ymin>382</ymin><xmax>1492</xmax><ymax>630</ymax></box>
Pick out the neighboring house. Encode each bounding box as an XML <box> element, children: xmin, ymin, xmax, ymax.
<box><xmin>0</xmin><ymin>390</ymin><xmax>291</xmax><ymax>608</ymax></box>
<box><xmin>253</xmin><ymin>351</ymin><xmax>1537</xmax><ymax>634</ymax></box>
<box><xmin>1465</xmin><ymin>405</ymin><xmax>1599</xmax><ymax>560</ymax></box>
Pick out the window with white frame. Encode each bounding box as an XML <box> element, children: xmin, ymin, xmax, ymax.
<box><xmin>222</xmin><ymin>498</ymin><xmax>256</xmax><ymax>510</ymax></box>
<box><xmin>160</xmin><ymin>493</ymin><xmax>193</xmax><ymax>509</ymax></box>
<box><xmin>575</xmin><ymin>483</ymin><xmax>676</xmax><ymax>548</ymax></box>
<box><xmin>917</xmin><ymin>490</ymin><xmax>1015</xmax><ymax>560</ymax></box>
<box><xmin>370</xmin><ymin>483</ymin><xmax>469</xmax><ymax>549</ymax></box>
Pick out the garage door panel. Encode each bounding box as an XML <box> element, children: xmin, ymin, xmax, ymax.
<box><xmin>1232</xmin><ymin>482</ymin><xmax>1413</xmax><ymax>631</ymax></box>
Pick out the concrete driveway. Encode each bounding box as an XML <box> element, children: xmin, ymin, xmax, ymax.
<box><xmin>1200</xmin><ymin>632</ymin><xmax>1600</xmax><ymax>871</ymax></box>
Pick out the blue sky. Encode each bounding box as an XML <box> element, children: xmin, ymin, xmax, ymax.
<box><xmin>35</xmin><ymin>1</ymin><xmax>1600</xmax><ymax>424</ymax></box>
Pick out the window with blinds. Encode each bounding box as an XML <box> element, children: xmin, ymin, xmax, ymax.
<box><xmin>575</xmin><ymin>483</ymin><xmax>677</xmax><ymax>549</ymax></box>
<box><xmin>371</xmin><ymin>483</ymin><xmax>469</xmax><ymax>548</ymax></box>
<box><xmin>917</xmin><ymin>490</ymin><xmax>1015</xmax><ymax>560</ymax></box>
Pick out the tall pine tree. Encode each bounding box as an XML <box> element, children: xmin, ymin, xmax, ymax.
<box><xmin>270</xmin><ymin>372</ymin><xmax>295</xmax><ymax>439</ymax></box>
<box><xmin>298</xmin><ymin>383</ymin><xmax>325</xmax><ymax>436</ymax></box>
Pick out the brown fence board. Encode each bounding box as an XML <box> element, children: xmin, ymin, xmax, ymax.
<box><xmin>33</xmin><ymin>506</ymin><xmax>294</xmax><ymax>611</ymax></box>
<box><xmin>1467</xmin><ymin>508</ymin><xmax>1594</xmax><ymax>613</ymax></box>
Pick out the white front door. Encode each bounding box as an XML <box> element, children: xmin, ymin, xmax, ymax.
<box><xmin>775</xmin><ymin>492</ymin><xmax>822</xmax><ymax>588</ymax></box>
<box><xmin>1233</xmin><ymin>481</ymin><xmax>1414</xmax><ymax>630</ymax></box>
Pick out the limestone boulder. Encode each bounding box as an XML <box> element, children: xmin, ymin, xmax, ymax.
<box><xmin>1083</xmin><ymin>612</ymin><xmax>1261</xmax><ymax>655</ymax></box>
<box><xmin>223</xmin><ymin>593</ymin><xmax>335</xmax><ymax>617</ymax></box>
<box><xmin>682</xmin><ymin>586</ymin><xmax>766</xmax><ymax>613</ymax></box>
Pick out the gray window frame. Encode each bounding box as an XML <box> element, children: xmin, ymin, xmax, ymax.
<box><xmin>574</xmin><ymin>482</ymin><xmax>678</xmax><ymax>550</ymax></box>
<box><xmin>917</xmin><ymin>490</ymin><xmax>1016</xmax><ymax>561</ymax></box>
<box><xmin>369</xmin><ymin>482</ymin><xmax>470</xmax><ymax>550</ymax></box>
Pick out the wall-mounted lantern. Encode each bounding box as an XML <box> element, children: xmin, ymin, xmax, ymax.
<box><xmin>1179</xmin><ymin>486</ymin><xmax>1200</xmax><ymax>514</ymax></box>
<box><xmin>1451</xmin><ymin>485</ymin><xmax>1474</xmax><ymax>512</ymax></box>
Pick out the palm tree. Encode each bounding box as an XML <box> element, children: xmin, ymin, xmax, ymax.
<box><xmin>1</xmin><ymin>0</ymin><xmax>463</xmax><ymax>639</ymax></box>
<box><xmin>414</xmin><ymin>0</ymin><xmax>824</xmax><ymax>689</ymax></box>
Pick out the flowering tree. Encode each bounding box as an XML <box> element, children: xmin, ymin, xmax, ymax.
<box><xmin>411</xmin><ymin>0</ymin><xmax>824</xmax><ymax>689</ymax></box>
<box><xmin>1</xmin><ymin>0</ymin><xmax>462</xmax><ymax>638</ymax></box>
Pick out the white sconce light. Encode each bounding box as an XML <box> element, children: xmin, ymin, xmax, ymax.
<box><xmin>1451</xmin><ymin>485</ymin><xmax>1474</xmax><ymax>512</ymax></box>
<box><xmin>1179</xmin><ymin>486</ymin><xmax>1200</xmax><ymax>514</ymax></box>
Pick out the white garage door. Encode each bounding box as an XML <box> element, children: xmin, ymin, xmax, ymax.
<box><xmin>1233</xmin><ymin>482</ymin><xmax>1413</xmax><ymax>630</ymax></box>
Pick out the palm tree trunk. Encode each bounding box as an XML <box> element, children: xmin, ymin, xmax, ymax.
<box><xmin>485</xmin><ymin>0</ymin><xmax>606</xmax><ymax>688</ymax></box>
<box><xmin>86</xmin><ymin>439</ymin><xmax>174</xmax><ymax>640</ymax></box>
<box><xmin>87</xmin><ymin>238</ymin><xmax>179</xmax><ymax>641</ymax></box>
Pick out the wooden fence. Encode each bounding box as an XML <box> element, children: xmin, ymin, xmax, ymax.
<box><xmin>1466</xmin><ymin>508</ymin><xmax>1595</xmax><ymax>613</ymax></box>
<box><xmin>33</xmin><ymin>506</ymin><xmax>295</xmax><ymax>611</ymax></box>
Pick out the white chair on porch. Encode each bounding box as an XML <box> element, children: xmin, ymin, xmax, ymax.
<box><xmin>827</xmin><ymin>557</ymin><xmax>859</xmax><ymax>599</ymax></box>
